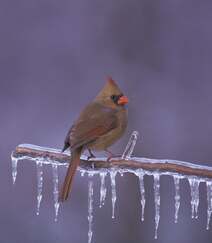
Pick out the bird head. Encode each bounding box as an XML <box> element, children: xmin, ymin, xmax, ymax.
<box><xmin>95</xmin><ymin>77</ymin><xmax>129</xmax><ymax>107</ymax></box>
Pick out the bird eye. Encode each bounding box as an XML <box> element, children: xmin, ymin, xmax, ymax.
<box><xmin>111</xmin><ymin>94</ymin><xmax>124</xmax><ymax>104</ymax></box>
<box><xmin>111</xmin><ymin>95</ymin><xmax>116</xmax><ymax>101</ymax></box>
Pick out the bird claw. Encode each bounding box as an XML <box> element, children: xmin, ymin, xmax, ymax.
<box><xmin>105</xmin><ymin>149</ymin><xmax>121</xmax><ymax>161</ymax></box>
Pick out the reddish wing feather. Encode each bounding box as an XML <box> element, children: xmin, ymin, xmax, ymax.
<box><xmin>62</xmin><ymin>102</ymin><xmax>118</xmax><ymax>151</ymax></box>
<box><xmin>70</xmin><ymin>119</ymin><xmax>117</xmax><ymax>150</ymax></box>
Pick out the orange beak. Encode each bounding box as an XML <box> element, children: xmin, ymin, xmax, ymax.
<box><xmin>118</xmin><ymin>95</ymin><xmax>129</xmax><ymax>105</ymax></box>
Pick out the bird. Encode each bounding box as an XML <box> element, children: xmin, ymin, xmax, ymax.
<box><xmin>59</xmin><ymin>77</ymin><xmax>128</xmax><ymax>202</ymax></box>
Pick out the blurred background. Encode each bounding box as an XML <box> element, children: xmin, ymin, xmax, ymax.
<box><xmin>1</xmin><ymin>0</ymin><xmax>212</xmax><ymax>242</ymax></box>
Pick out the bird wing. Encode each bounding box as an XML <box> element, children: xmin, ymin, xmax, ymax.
<box><xmin>63</xmin><ymin>103</ymin><xmax>118</xmax><ymax>151</ymax></box>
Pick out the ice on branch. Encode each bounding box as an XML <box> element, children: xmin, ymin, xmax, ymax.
<box><xmin>11</xmin><ymin>130</ymin><xmax>212</xmax><ymax>242</ymax></box>
<box><xmin>11</xmin><ymin>156</ymin><xmax>18</xmax><ymax>184</ymax></box>
<box><xmin>173</xmin><ymin>175</ymin><xmax>181</xmax><ymax>223</ymax></box>
<box><xmin>81</xmin><ymin>170</ymin><xmax>86</xmax><ymax>177</ymax></box>
<box><xmin>36</xmin><ymin>161</ymin><xmax>43</xmax><ymax>216</ymax></box>
<box><xmin>206</xmin><ymin>181</ymin><xmax>212</xmax><ymax>230</ymax></box>
<box><xmin>153</xmin><ymin>174</ymin><xmax>160</xmax><ymax>239</ymax></box>
<box><xmin>52</xmin><ymin>164</ymin><xmax>60</xmax><ymax>222</ymax></box>
<box><xmin>122</xmin><ymin>131</ymin><xmax>139</xmax><ymax>159</ymax></box>
<box><xmin>88</xmin><ymin>174</ymin><xmax>94</xmax><ymax>243</ymax></box>
<box><xmin>188</xmin><ymin>178</ymin><xmax>200</xmax><ymax>219</ymax></box>
<box><xmin>136</xmin><ymin>169</ymin><xmax>146</xmax><ymax>221</ymax></box>
<box><xmin>99</xmin><ymin>172</ymin><xmax>107</xmax><ymax>208</ymax></box>
<box><xmin>110</xmin><ymin>170</ymin><xmax>117</xmax><ymax>219</ymax></box>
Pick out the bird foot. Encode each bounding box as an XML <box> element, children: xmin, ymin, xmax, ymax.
<box><xmin>105</xmin><ymin>149</ymin><xmax>121</xmax><ymax>161</ymax></box>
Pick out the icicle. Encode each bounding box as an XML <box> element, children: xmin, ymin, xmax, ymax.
<box><xmin>137</xmin><ymin>171</ymin><xmax>146</xmax><ymax>221</ymax></box>
<box><xmin>119</xmin><ymin>171</ymin><xmax>124</xmax><ymax>177</ymax></box>
<box><xmin>81</xmin><ymin>170</ymin><xmax>86</xmax><ymax>177</ymax></box>
<box><xmin>206</xmin><ymin>181</ymin><xmax>212</xmax><ymax>230</ymax></box>
<box><xmin>88</xmin><ymin>174</ymin><xmax>94</xmax><ymax>243</ymax></box>
<box><xmin>11</xmin><ymin>156</ymin><xmax>18</xmax><ymax>185</ymax></box>
<box><xmin>173</xmin><ymin>176</ymin><xmax>181</xmax><ymax>223</ymax></box>
<box><xmin>36</xmin><ymin>160</ymin><xmax>43</xmax><ymax>216</ymax></box>
<box><xmin>153</xmin><ymin>174</ymin><xmax>160</xmax><ymax>239</ymax></box>
<box><xmin>110</xmin><ymin>171</ymin><xmax>117</xmax><ymax>219</ymax></box>
<box><xmin>52</xmin><ymin>164</ymin><xmax>60</xmax><ymax>222</ymax></box>
<box><xmin>99</xmin><ymin>172</ymin><xmax>107</xmax><ymax>208</ymax></box>
<box><xmin>188</xmin><ymin>178</ymin><xmax>200</xmax><ymax>219</ymax></box>
<box><xmin>122</xmin><ymin>131</ymin><xmax>139</xmax><ymax>159</ymax></box>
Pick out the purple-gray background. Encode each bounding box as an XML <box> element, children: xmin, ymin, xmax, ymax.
<box><xmin>1</xmin><ymin>0</ymin><xmax>212</xmax><ymax>242</ymax></box>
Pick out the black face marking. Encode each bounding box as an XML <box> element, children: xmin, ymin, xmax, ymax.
<box><xmin>110</xmin><ymin>94</ymin><xmax>123</xmax><ymax>104</ymax></box>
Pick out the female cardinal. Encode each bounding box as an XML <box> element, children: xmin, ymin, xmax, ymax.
<box><xmin>60</xmin><ymin>77</ymin><xmax>128</xmax><ymax>202</ymax></box>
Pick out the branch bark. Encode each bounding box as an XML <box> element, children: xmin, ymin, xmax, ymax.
<box><xmin>12</xmin><ymin>144</ymin><xmax>212</xmax><ymax>179</ymax></box>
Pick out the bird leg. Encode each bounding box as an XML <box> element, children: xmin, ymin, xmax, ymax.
<box><xmin>105</xmin><ymin>149</ymin><xmax>121</xmax><ymax>162</ymax></box>
<box><xmin>87</xmin><ymin>149</ymin><xmax>96</xmax><ymax>160</ymax></box>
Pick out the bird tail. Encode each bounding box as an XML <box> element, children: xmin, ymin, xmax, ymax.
<box><xmin>59</xmin><ymin>147</ymin><xmax>82</xmax><ymax>202</ymax></box>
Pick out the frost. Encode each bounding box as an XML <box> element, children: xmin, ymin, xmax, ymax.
<box><xmin>188</xmin><ymin>178</ymin><xmax>200</xmax><ymax>219</ymax></box>
<box><xmin>52</xmin><ymin>164</ymin><xmax>60</xmax><ymax>222</ymax></box>
<box><xmin>88</xmin><ymin>174</ymin><xmax>94</xmax><ymax>243</ymax></box>
<box><xmin>153</xmin><ymin>174</ymin><xmax>160</xmax><ymax>240</ymax></box>
<box><xmin>99</xmin><ymin>172</ymin><xmax>107</xmax><ymax>208</ymax></box>
<box><xmin>206</xmin><ymin>181</ymin><xmax>212</xmax><ymax>230</ymax></box>
<box><xmin>36</xmin><ymin>161</ymin><xmax>43</xmax><ymax>216</ymax></box>
<box><xmin>110</xmin><ymin>170</ymin><xmax>117</xmax><ymax>219</ymax></box>
<box><xmin>122</xmin><ymin>131</ymin><xmax>139</xmax><ymax>159</ymax></box>
<box><xmin>136</xmin><ymin>169</ymin><xmax>146</xmax><ymax>221</ymax></box>
<box><xmin>11</xmin><ymin>155</ymin><xmax>18</xmax><ymax>185</ymax></box>
<box><xmin>173</xmin><ymin>175</ymin><xmax>181</xmax><ymax>223</ymax></box>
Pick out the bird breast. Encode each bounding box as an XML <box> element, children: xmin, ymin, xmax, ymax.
<box><xmin>88</xmin><ymin>108</ymin><xmax>128</xmax><ymax>151</ymax></box>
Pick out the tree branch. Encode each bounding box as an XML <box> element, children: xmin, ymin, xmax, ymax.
<box><xmin>10</xmin><ymin>132</ymin><xmax>212</xmax><ymax>239</ymax></box>
<box><xmin>12</xmin><ymin>143</ymin><xmax>212</xmax><ymax>179</ymax></box>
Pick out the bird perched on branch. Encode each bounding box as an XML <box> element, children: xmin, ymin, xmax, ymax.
<box><xmin>60</xmin><ymin>77</ymin><xmax>128</xmax><ymax>202</ymax></box>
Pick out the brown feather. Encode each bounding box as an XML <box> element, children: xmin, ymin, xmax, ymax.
<box><xmin>59</xmin><ymin>147</ymin><xmax>82</xmax><ymax>202</ymax></box>
<box><xmin>66</xmin><ymin>103</ymin><xmax>118</xmax><ymax>150</ymax></box>
<box><xmin>60</xmin><ymin>77</ymin><xmax>128</xmax><ymax>201</ymax></box>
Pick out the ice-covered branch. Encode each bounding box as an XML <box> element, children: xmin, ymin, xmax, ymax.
<box><xmin>12</xmin><ymin>144</ymin><xmax>212</xmax><ymax>180</ymax></box>
<box><xmin>11</xmin><ymin>131</ymin><xmax>212</xmax><ymax>241</ymax></box>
